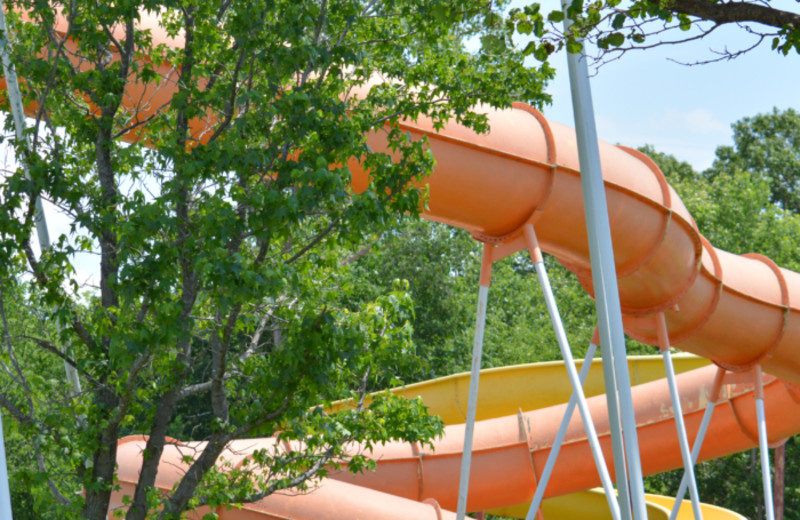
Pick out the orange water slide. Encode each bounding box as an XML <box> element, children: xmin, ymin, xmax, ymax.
<box><xmin>113</xmin><ymin>362</ymin><xmax>800</xmax><ymax>517</ymax></box>
<box><xmin>105</xmin><ymin>83</ymin><xmax>800</xmax><ymax>520</ymax></box>
<box><xmin>19</xmin><ymin>9</ymin><xmax>800</xmax><ymax>381</ymax></box>
<box><xmin>358</xmin><ymin>102</ymin><xmax>800</xmax><ymax>384</ymax></box>
<box><xmin>325</xmin><ymin>364</ymin><xmax>800</xmax><ymax>512</ymax></box>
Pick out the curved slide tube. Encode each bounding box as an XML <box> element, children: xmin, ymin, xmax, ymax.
<box><xmin>15</xmin><ymin>11</ymin><xmax>800</xmax><ymax>378</ymax></box>
<box><xmin>7</xmin><ymin>12</ymin><xmax>800</xmax><ymax>519</ymax></box>
<box><xmin>351</xmin><ymin>355</ymin><xmax>744</xmax><ymax>520</ymax></box>
<box><xmin>355</xmin><ymin>102</ymin><xmax>800</xmax><ymax>384</ymax></box>
<box><xmin>14</xmin><ymin>11</ymin><xmax>800</xmax><ymax>382</ymax></box>
<box><xmin>332</xmin><ymin>353</ymin><xmax>745</xmax><ymax>519</ymax></box>
<box><xmin>113</xmin><ymin>360</ymin><xmax>778</xmax><ymax>518</ymax></box>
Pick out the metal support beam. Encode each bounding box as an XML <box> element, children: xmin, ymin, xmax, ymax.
<box><xmin>0</xmin><ymin>0</ymin><xmax>82</xmax><ymax>396</ymax></box>
<box><xmin>559</xmin><ymin>10</ymin><xmax>647</xmax><ymax>518</ymax></box>
<box><xmin>670</xmin><ymin>368</ymin><xmax>725</xmax><ymax>520</ymax></box>
<box><xmin>526</xmin><ymin>340</ymin><xmax>599</xmax><ymax>519</ymax></box>
<box><xmin>0</xmin><ymin>411</ymin><xmax>13</xmax><ymax>520</ymax></box>
<box><xmin>656</xmin><ymin>314</ymin><xmax>703</xmax><ymax>520</ymax></box>
<box><xmin>755</xmin><ymin>367</ymin><xmax>776</xmax><ymax>520</ymax></box>
<box><xmin>598</xmin><ymin>335</ymin><xmax>632</xmax><ymax>519</ymax></box>
<box><xmin>456</xmin><ymin>244</ymin><xmax>493</xmax><ymax>520</ymax></box>
<box><xmin>523</xmin><ymin>226</ymin><xmax>620</xmax><ymax>520</ymax></box>
<box><xmin>0</xmin><ymin>7</ymin><xmax>21</xmax><ymax>519</ymax></box>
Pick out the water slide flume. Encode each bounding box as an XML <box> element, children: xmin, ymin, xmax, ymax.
<box><xmin>370</xmin><ymin>355</ymin><xmax>744</xmax><ymax>520</ymax></box>
<box><xmin>7</xmin><ymin>11</ymin><xmax>800</xmax><ymax>519</ymax></box>
<box><xmin>113</xmin><ymin>357</ymin><xmax>765</xmax><ymax>518</ymax></box>
<box><xmin>360</xmin><ymin>101</ymin><xmax>800</xmax><ymax>384</ymax></box>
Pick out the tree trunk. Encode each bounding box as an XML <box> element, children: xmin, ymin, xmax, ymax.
<box><xmin>774</xmin><ymin>441</ymin><xmax>786</xmax><ymax>520</ymax></box>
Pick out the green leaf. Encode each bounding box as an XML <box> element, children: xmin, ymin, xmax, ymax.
<box><xmin>607</xmin><ymin>32</ymin><xmax>625</xmax><ymax>46</ymax></box>
<box><xmin>547</xmin><ymin>10</ymin><xmax>565</xmax><ymax>22</ymax></box>
<box><xmin>430</xmin><ymin>5</ymin><xmax>448</xmax><ymax>23</ymax></box>
<box><xmin>480</xmin><ymin>34</ymin><xmax>506</xmax><ymax>54</ymax></box>
<box><xmin>533</xmin><ymin>43</ymin><xmax>549</xmax><ymax>61</ymax></box>
<box><xmin>566</xmin><ymin>40</ymin><xmax>584</xmax><ymax>53</ymax></box>
<box><xmin>517</xmin><ymin>20</ymin><xmax>534</xmax><ymax>35</ymax></box>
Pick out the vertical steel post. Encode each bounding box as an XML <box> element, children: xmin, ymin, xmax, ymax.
<box><xmin>0</xmin><ymin>3</ymin><xmax>82</xmax><ymax>398</ymax></box>
<box><xmin>0</xmin><ymin>411</ymin><xmax>13</xmax><ymax>520</ymax></box>
<box><xmin>0</xmin><ymin>8</ymin><xmax>22</xmax><ymax>519</ymax></box>
<box><xmin>0</xmin><ymin>9</ymin><xmax>51</xmax><ymax>273</ymax></box>
<box><xmin>523</xmin><ymin>226</ymin><xmax>620</xmax><ymax>520</ymax></box>
<box><xmin>456</xmin><ymin>244</ymin><xmax>493</xmax><ymax>520</ymax></box>
<box><xmin>560</xmin><ymin>10</ymin><xmax>647</xmax><ymax>519</ymax></box>
<box><xmin>755</xmin><ymin>367</ymin><xmax>776</xmax><ymax>520</ymax></box>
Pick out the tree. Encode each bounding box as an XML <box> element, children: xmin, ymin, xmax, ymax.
<box><xmin>0</xmin><ymin>1</ymin><xmax>553</xmax><ymax>519</ymax></box>
<box><xmin>502</xmin><ymin>0</ymin><xmax>800</xmax><ymax>67</ymax></box>
<box><xmin>707</xmin><ymin>108</ymin><xmax>800</xmax><ymax>214</ymax></box>
<box><xmin>339</xmin><ymin>217</ymin><xmax>651</xmax><ymax>385</ymax></box>
<box><xmin>0</xmin><ymin>277</ymin><xmax>73</xmax><ymax>520</ymax></box>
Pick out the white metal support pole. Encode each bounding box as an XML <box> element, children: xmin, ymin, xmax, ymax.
<box><xmin>559</xmin><ymin>11</ymin><xmax>647</xmax><ymax>519</ymax></box>
<box><xmin>669</xmin><ymin>400</ymin><xmax>716</xmax><ymax>519</ymax></box>
<box><xmin>755</xmin><ymin>367</ymin><xmax>776</xmax><ymax>520</ymax></box>
<box><xmin>526</xmin><ymin>340</ymin><xmax>601</xmax><ymax>519</ymax></box>
<box><xmin>456</xmin><ymin>243</ymin><xmax>494</xmax><ymax>520</ymax></box>
<box><xmin>0</xmin><ymin>3</ymin><xmax>42</xmax><ymax>237</ymax></box>
<box><xmin>670</xmin><ymin>366</ymin><xmax>723</xmax><ymax>520</ymax></box>
<box><xmin>0</xmin><ymin>8</ymin><xmax>22</xmax><ymax>519</ymax></box>
<box><xmin>522</xmin><ymin>225</ymin><xmax>621</xmax><ymax>520</ymax></box>
<box><xmin>655</xmin><ymin>314</ymin><xmax>703</xmax><ymax>520</ymax></box>
<box><xmin>0</xmin><ymin>411</ymin><xmax>13</xmax><ymax>520</ymax></box>
<box><xmin>0</xmin><ymin>3</ymin><xmax>82</xmax><ymax>398</ymax></box>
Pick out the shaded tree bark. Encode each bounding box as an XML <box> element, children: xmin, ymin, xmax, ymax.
<box><xmin>668</xmin><ymin>0</ymin><xmax>800</xmax><ymax>30</ymax></box>
<box><xmin>775</xmin><ymin>441</ymin><xmax>786</xmax><ymax>520</ymax></box>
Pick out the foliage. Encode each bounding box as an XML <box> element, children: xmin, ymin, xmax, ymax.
<box><xmin>0</xmin><ymin>278</ymin><xmax>75</xmax><ymax>520</ymax></box>
<box><xmin>508</xmin><ymin>0</ymin><xmax>800</xmax><ymax>66</ymax></box>
<box><xmin>340</xmin><ymin>217</ymin><xmax>651</xmax><ymax>386</ymax></box>
<box><xmin>0</xmin><ymin>1</ymin><xmax>553</xmax><ymax>519</ymax></box>
<box><xmin>707</xmin><ymin>108</ymin><xmax>800</xmax><ymax>215</ymax></box>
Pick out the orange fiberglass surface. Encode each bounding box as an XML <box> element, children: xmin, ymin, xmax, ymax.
<box><xmin>10</xmin><ymin>12</ymin><xmax>800</xmax><ymax>520</ymax></box>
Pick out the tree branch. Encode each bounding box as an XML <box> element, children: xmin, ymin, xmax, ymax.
<box><xmin>17</xmin><ymin>334</ymin><xmax>100</xmax><ymax>387</ymax></box>
<box><xmin>668</xmin><ymin>0</ymin><xmax>800</xmax><ymax>30</ymax></box>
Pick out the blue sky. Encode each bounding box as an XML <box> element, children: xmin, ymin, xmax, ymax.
<box><xmin>527</xmin><ymin>1</ymin><xmax>800</xmax><ymax>170</ymax></box>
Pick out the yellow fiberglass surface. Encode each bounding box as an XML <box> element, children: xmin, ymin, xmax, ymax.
<box><xmin>335</xmin><ymin>354</ymin><xmax>746</xmax><ymax>520</ymax></box>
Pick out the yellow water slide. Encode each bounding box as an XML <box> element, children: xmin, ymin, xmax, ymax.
<box><xmin>368</xmin><ymin>355</ymin><xmax>744</xmax><ymax>520</ymax></box>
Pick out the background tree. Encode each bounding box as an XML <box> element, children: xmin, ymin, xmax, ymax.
<box><xmin>706</xmin><ymin>108</ymin><xmax>800</xmax><ymax>213</ymax></box>
<box><xmin>0</xmin><ymin>1</ymin><xmax>553</xmax><ymax>519</ymax></box>
<box><xmin>340</xmin><ymin>216</ymin><xmax>652</xmax><ymax>386</ymax></box>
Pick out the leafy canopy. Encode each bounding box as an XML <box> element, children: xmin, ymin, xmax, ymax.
<box><xmin>0</xmin><ymin>1</ymin><xmax>552</xmax><ymax>519</ymax></box>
